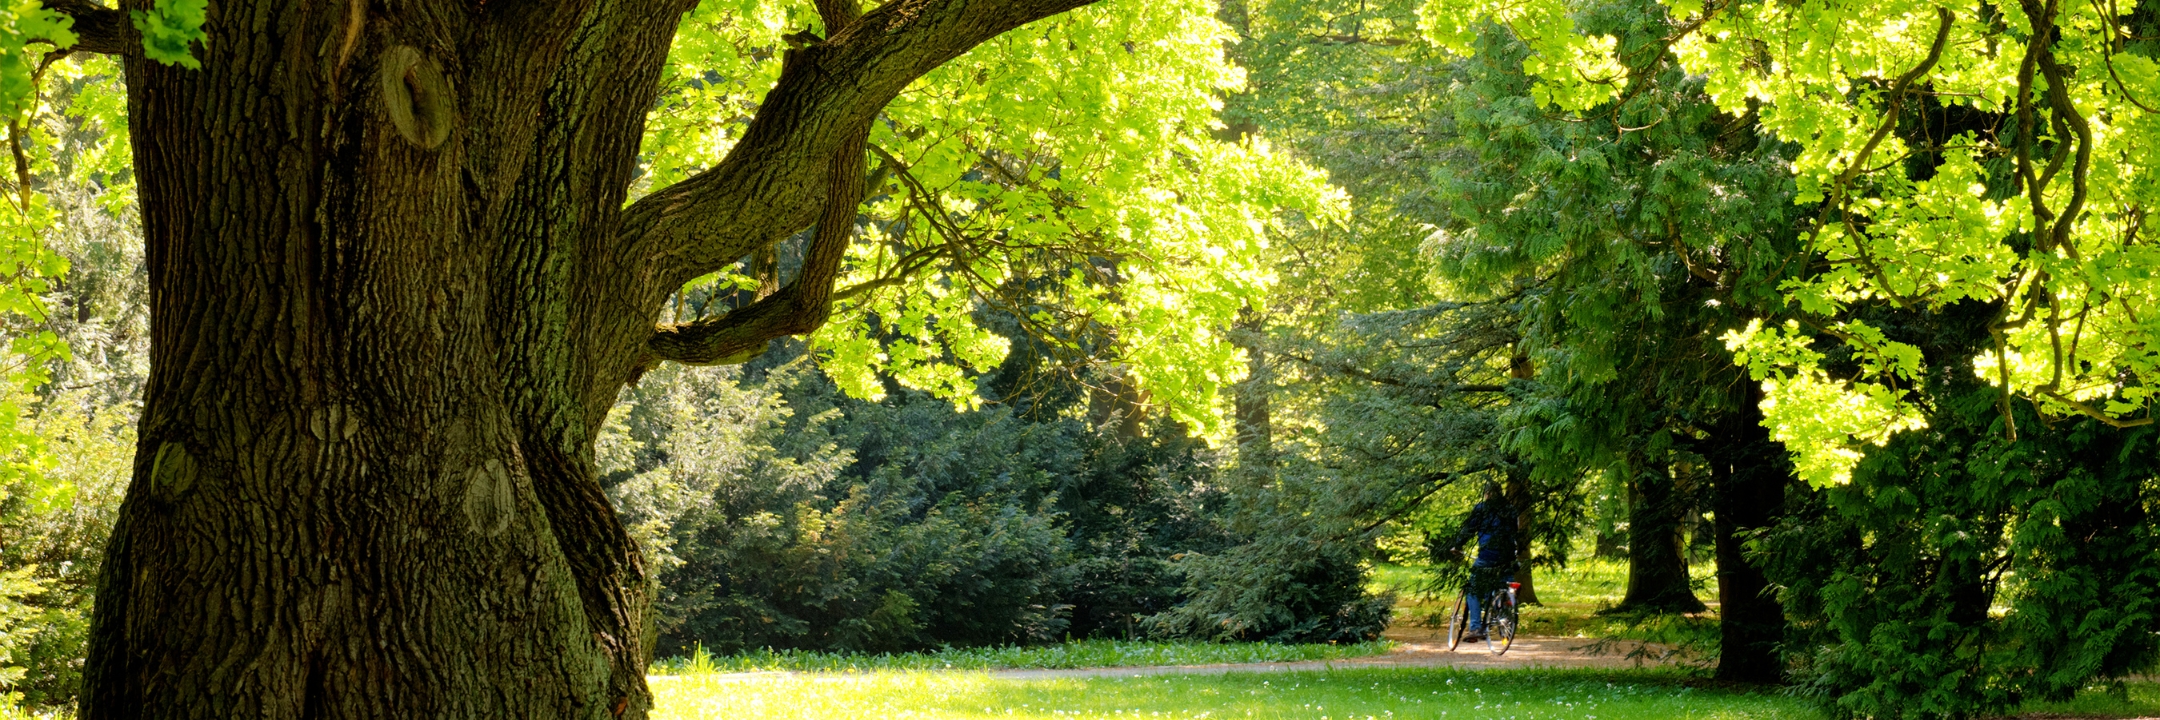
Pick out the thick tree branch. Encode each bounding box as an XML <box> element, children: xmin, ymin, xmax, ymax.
<box><xmin>44</xmin><ymin>0</ymin><xmax>134</xmax><ymax>56</ymax></box>
<box><xmin>647</xmin><ymin>120</ymin><xmax>872</xmax><ymax>364</ymax></box>
<box><xmin>616</xmin><ymin>0</ymin><xmax>1096</xmax><ymax>296</ymax></box>
<box><xmin>818</xmin><ymin>0</ymin><xmax>865</xmax><ymax>30</ymax></box>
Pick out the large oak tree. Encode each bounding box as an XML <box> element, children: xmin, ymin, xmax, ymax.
<box><xmin>0</xmin><ymin>0</ymin><xmax>1256</xmax><ymax>715</ymax></box>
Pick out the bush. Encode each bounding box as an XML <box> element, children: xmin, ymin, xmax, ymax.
<box><xmin>607</xmin><ymin>363</ymin><xmax>1086</xmax><ymax>654</ymax></box>
<box><xmin>0</xmin><ymin>390</ymin><xmax>132</xmax><ymax>710</ymax></box>
<box><xmin>1758</xmin><ymin>308</ymin><xmax>2160</xmax><ymax>719</ymax></box>
<box><xmin>608</xmin><ymin>357</ymin><xmax>1384</xmax><ymax>657</ymax></box>
<box><xmin>1146</xmin><ymin>536</ymin><xmax>1391</xmax><ymax>644</ymax></box>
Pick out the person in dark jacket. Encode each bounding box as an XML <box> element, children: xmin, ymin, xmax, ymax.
<box><xmin>1439</xmin><ymin>481</ymin><xmax>1516</xmax><ymax>642</ymax></box>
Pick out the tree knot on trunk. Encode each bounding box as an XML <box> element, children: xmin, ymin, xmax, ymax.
<box><xmin>462</xmin><ymin>458</ymin><xmax>519</xmax><ymax>537</ymax></box>
<box><xmin>149</xmin><ymin>440</ymin><xmax>200</xmax><ymax>503</ymax></box>
<box><xmin>308</xmin><ymin>404</ymin><xmax>361</xmax><ymax>443</ymax></box>
<box><xmin>377</xmin><ymin>45</ymin><xmax>456</xmax><ymax>150</ymax></box>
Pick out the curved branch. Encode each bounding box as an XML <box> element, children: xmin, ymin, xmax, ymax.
<box><xmin>2042</xmin><ymin>390</ymin><xmax>2156</xmax><ymax>428</ymax></box>
<box><xmin>1832</xmin><ymin>7</ymin><xmax>1955</xmax><ymax>192</ymax></box>
<box><xmin>1818</xmin><ymin>7</ymin><xmax>1953</xmax><ymax>310</ymax></box>
<box><xmin>646</xmin><ymin>120</ymin><xmax>873</xmax><ymax>365</ymax></box>
<box><xmin>2035</xmin><ymin>41</ymin><xmax>2092</xmax><ymax>258</ymax></box>
<box><xmin>616</xmin><ymin>0</ymin><xmax>1097</xmax><ymax>295</ymax></box>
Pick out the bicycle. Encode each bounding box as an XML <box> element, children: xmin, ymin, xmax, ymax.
<box><xmin>1444</xmin><ymin>577</ymin><xmax>1519</xmax><ymax>655</ymax></box>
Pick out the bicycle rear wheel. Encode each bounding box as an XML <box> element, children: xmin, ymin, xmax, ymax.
<box><xmin>1486</xmin><ymin>590</ymin><xmax>1517</xmax><ymax>655</ymax></box>
<box><xmin>1445</xmin><ymin>592</ymin><xmax>1468</xmax><ymax>652</ymax></box>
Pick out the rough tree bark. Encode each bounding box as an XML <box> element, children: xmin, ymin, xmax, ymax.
<box><xmin>1503</xmin><ymin>351</ymin><xmax>1537</xmax><ymax>605</ymax></box>
<box><xmin>1230</xmin><ymin>305</ymin><xmax>1272</xmax><ymax>483</ymax></box>
<box><xmin>1502</xmin><ymin>462</ymin><xmax>1538</xmax><ymax>605</ymax></box>
<box><xmin>1618</xmin><ymin>454</ymin><xmax>1705</xmax><ymax>613</ymax></box>
<box><xmin>51</xmin><ymin>0</ymin><xmax>1092</xmax><ymax>716</ymax></box>
<box><xmin>1706</xmin><ymin>395</ymin><xmax>1790</xmax><ymax>683</ymax></box>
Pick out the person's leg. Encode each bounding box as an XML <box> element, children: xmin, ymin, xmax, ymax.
<box><xmin>1464</xmin><ymin>566</ymin><xmax>1489</xmax><ymax>637</ymax></box>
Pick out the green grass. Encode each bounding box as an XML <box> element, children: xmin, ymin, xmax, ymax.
<box><xmin>650</xmin><ymin>666</ymin><xmax>1821</xmax><ymax>719</ymax></box>
<box><xmin>2007</xmin><ymin>680</ymin><xmax>2160</xmax><ymax>718</ymax></box>
<box><xmin>650</xmin><ymin>639</ymin><xmax>1394</xmax><ymax>675</ymax></box>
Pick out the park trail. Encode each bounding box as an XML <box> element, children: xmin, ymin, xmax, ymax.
<box><xmin>984</xmin><ymin>625</ymin><xmax>1692</xmax><ymax>681</ymax></box>
<box><xmin>664</xmin><ymin>625</ymin><xmax>1692</xmax><ymax>685</ymax></box>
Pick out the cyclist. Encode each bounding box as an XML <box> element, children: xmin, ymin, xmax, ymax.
<box><xmin>1435</xmin><ymin>481</ymin><xmax>1517</xmax><ymax>643</ymax></box>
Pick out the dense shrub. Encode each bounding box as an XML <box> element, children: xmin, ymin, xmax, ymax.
<box><xmin>604</xmin><ymin>353</ymin><xmax>1389</xmax><ymax>656</ymax></box>
<box><xmin>1146</xmin><ymin>538</ymin><xmax>1391</xmax><ymax>644</ymax></box>
<box><xmin>607</xmin><ymin>362</ymin><xmax>1061</xmax><ymax>654</ymax></box>
<box><xmin>0</xmin><ymin>391</ymin><xmax>133</xmax><ymax>709</ymax></box>
<box><xmin>1758</xmin><ymin>305</ymin><xmax>2160</xmax><ymax>719</ymax></box>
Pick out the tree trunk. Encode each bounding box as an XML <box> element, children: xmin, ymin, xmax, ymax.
<box><xmin>1619</xmin><ymin>455</ymin><xmax>1704</xmax><ymax>613</ymax></box>
<box><xmin>1231</xmin><ymin>306</ymin><xmax>1272</xmax><ymax>483</ymax></box>
<box><xmin>1504</xmin><ymin>461</ymin><xmax>1538</xmax><ymax>605</ymax></box>
<box><xmin>1088</xmin><ymin>366</ymin><xmax>1150</xmax><ymax>440</ymax></box>
<box><xmin>63</xmin><ymin>0</ymin><xmax>1091</xmax><ymax>716</ymax></box>
<box><xmin>1708</xmin><ymin>398</ymin><xmax>1789</xmax><ymax>683</ymax></box>
<box><xmin>1503</xmin><ymin>351</ymin><xmax>1537</xmax><ymax>604</ymax></box>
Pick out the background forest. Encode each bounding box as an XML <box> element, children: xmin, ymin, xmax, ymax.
<box><xmin>3</xmin><ymin>0</ymin><xmax>2160</xmax><ymax>717</ymax></box>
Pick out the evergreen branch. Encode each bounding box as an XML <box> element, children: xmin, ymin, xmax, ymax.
<box><xmin>1275</xmin><ymin>347</ymin><xmax>1508</xmax><ymax>394</ymax></box>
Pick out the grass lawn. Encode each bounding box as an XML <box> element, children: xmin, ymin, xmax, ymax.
<box><xmin>650</xmin><ymin>666</ymin><xmax>1818</xmax><ymax>719</ymax></box>
<box><xmin>1997</xmin><ymin>680</ymin><xmax>2160</xmax><ymax>718</ymax></box>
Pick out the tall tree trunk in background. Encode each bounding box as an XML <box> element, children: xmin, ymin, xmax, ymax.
<box><xmin>1503</xmin><ymin>462</ymin><xmax>1538</xmax><ymax>605</ymax></box>
<box><xmin>1505</xmin><ymin>351</ymin><xmax>1537</xmax><ymax>604</ymax></box>
<box><xmin>1707</xmin><ymin>395</ymin><xmax>1789</xmax><ymax>683</ymax></box>
<box><xmin>58</xmin><ymin>0</ymin><xmax>1090</xmax><ymax>716</ymax></box>
<box><xmin>1088</xmin><ymin>366</ymin><xmax>1150</xmax><ymax>440</ymax></box>
<box><xmin>1231</xmin><ymin>306</ymin><xmax>1272</xmax><ymax>483</ymax></box>
<box><xmin>1619</xmin><ymin>455</ymin><xmax>1705</xmax><ymax>613</ymax></box>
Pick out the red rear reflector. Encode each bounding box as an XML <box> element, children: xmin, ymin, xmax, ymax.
<box><xmin>1508</xmin><ymin>582</ymin><xmax>1521</xmax><ymax>589</ymax></box>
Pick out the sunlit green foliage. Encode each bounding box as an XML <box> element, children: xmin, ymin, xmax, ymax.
<box><xmin>0</xmin><ymin>390</ymin><xmax>130</xmax><ymax>708</ymax></box>
<box><xmin>1422</xmin><ymin>0</ymin><xmax>2160</xmax><ymax>484</ymax></box>
<box><xmin>1754</xmin><ymin>304</ymin><xmax>2160</xmax><ymax>719</ymax></box>
<box><xmin>129</xmin><ymin>0</ymin><xmax>208</xmax><ymax>68</ymax></box>
<box><xmin>645</xmin><ymin>0</ymin><xmax>1343</xmax><ymax>436</ymax></box>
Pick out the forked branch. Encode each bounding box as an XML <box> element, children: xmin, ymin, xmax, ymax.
<box><xmin>647</xmin><ymin>121</ymin><xmax>873</xmax><ymax>365</ymax></box>
<box><xmin>616</xmin><ymin>0</ymin><xmax>1097</xmax><ymax>296</ymax></box>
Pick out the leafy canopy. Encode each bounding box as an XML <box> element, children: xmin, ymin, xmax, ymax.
<box><xmin>1420</xmin><ymin>0</ymin><xmax>2160</xmax><ymax>484</ymax></box>
<box><xmin>606</xmin><ymin>0</ymin><xmax>1342</xmax><ymax>436</ymax></box>
<box><xmin>0</xmin><ymin>0</ymin><xmax>1341</xmax><ymax>440</ymax></box>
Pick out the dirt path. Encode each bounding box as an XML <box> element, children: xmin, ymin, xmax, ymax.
<box><xmin>987</xmin><ymin>628</ymin><xmax>1691</xmax><ymax>680</ymax></box>
<box><xmin>661</xmin><ymin>626</ymin><xmax>1694</xmax><ymax>685</ymax></box>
